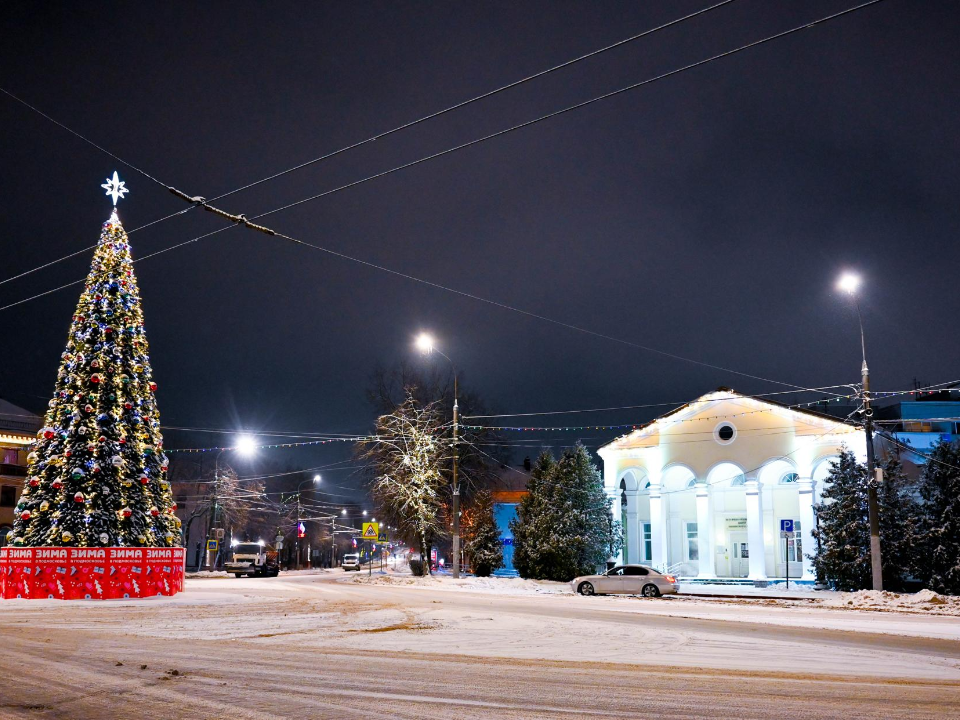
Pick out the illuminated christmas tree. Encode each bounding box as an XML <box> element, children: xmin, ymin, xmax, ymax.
<box><xmin>10</xmin><ymin>172</ymin><xmax>179</xmax><ymax>548</ymax></box>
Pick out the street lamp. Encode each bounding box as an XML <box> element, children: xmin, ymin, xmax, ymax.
<box><xmin>415</xmin><ymin>331</ymin><xmax>461</xmax><ymax>578</ymax></box>
<box><xmin>206</xmin><ymin>437</ymin><xmax>257</xmax><ymax>570</ymax></box>
<box><xmin>291</xmin><ymin>474</ymin><xmax>322</xmax><ymax>570</ymax></box>
<box><xmin>837</xmin><ymin>272</ymin><xmax>883</xmax><ymax>590</ymax></box>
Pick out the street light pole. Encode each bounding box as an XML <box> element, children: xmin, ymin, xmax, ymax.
<box><xmin>416</xmin><ymin>333</ymin><xmax>461</xmax><ymax>579</ymax></box>
<box><xmin>839</xmin><ymin>273</ymin><xmax>883</xmax><ymax>591</ymax></box>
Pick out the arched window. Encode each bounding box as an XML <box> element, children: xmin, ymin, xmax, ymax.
<box><xmin>730</xmin><ymin>474</ymin><xmax>746</xmax><ymax>487</ymax></box>
<box><xmin>686</xmin><ymin>478</ymin><xmax>697</xmax><ymax>489</ymax></box>
<box><xmin>780</xmin><ymin>472</ymin><xmax>799</xmax><ymax>484</ymax></box>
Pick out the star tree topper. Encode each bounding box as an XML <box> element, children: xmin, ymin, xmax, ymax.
<box><xmin>101</xmin><ymin>171</ymin><xmax>129</xmax><ymax>206</ymax></box>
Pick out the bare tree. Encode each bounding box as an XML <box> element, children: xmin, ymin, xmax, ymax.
<box><xmin>358</xmin><ymin>391</ymin><xmax>447</xmax><ymax>574</ymax></box>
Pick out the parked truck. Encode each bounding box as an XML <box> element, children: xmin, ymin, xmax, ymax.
<box><xmin>225</xmin><ymin>541</ymin><xmax>280</xmax><ymax>578</ymax></box>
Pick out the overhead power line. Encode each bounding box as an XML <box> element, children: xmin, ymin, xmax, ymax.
<box><xmin>0</xmin><ymin>0</ymin><xmax>735</xmax><ymax>287</ymax></box>
<box><xmin>0</xmin><ymin>0</ymin><xmax>887</xmax><ymax>395</ymax></box>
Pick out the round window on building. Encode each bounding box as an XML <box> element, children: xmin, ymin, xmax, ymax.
<box><xmin>714</xmin><ymin>422</ymin><xmax>737</xmax><ymax>445</ymax></box>
<box><xmin>780</xmin><ymin>472</ymin><xmax>799</xmax><ymax>484</ymax></box>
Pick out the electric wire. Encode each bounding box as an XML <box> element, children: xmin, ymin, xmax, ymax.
<box><xmin>0</xmin><ymin>0</ymin><xmax>890</xmax><ymax>394</ymax></box>
<box><xmin>0</xmin><ymin>0</ymin><xmax>735</xmax><ymax>287</ymax></box>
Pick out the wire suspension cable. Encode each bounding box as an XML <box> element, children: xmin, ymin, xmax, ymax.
<box><xmin>0</xmin><ymin>0</ymin><xmax>735</xmax><ymax>286</ymax></box>
<box><xmin>0</xmin><ymin>0</ymin><xmax>887</xmax><ymax>394</ymax></box>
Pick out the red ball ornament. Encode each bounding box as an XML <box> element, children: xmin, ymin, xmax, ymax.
<box><xmin>28</xmin><ymin>477</ymin><xmax>39</xmax><ymax>487</ymax></box>
<box><xmin>98</xmin><ymin>436</ymin><xmax>106</xmax><ymax>443</ymax></box>
<box><xmin>150</xmin><ymin>507</ymin><xmax>160</xmax><ymax>517</ymax></box>
<box><xmin>105</xmin><ymin>327</ymin><xmax>113</xmax><ymax>335</ymax></box>
<box><xmin>121</xmin><ymin>508</ymin><xmax>132</xmax><ymax>518</ymax></box>
<box><xmin>43</xmin><ymin>428</ymin><xmax>55</xmax><ymax>439</ymax></box>
<box><xmin>64</xmin><ymin>450</ymin><xmax>72</xmax><ymax>458</ymax></box>
<box><xmin>124</xmin><ymin>402</ymin><xmax>133</xmax><ymax>410</ymax></box>
<box><xmin>139</xmin><ymin>476</ymin><xmax>149</xmax><ymax>485</ymax></box>
<box><xmin>51</xmin><ymin>479</ymin><xmax>63</xmax><ymax>490</ymax></box>
<box><xmin>74</xmin><ymin>492</ymin><xmax>85</xmax><ymax>503</ymax></box>
<box><xmin>20</xmin><ymin>510</ymin><xmax>30</xmax><ymax>520</ymax></box>
<box><xmin>170</xmin><ymin>503</ymin><xmax>178</xmax><ymax>512</ymax></box>
<box><xmin>90</xmin><ymin>374</ymin><xmax>101</xmax><ymax>384</ymax></box>
<box><xmin>84</xmin><ymin>404</ymin><xmax>94</xmax><ymax>413</ymax></box>
<box><xmin>87</xmin><ymin>444</ymin><xmax>96</xmax><ymax>452</ymax></box>
<box><xmin>92</xmin><ymin>464</ymin><xmax>101</xmax><ymax>473</ymax></box>
<box><xmin>149</xmin><ymin>382</ymin><xmax>157</xmax><ymax>392</ymax></box>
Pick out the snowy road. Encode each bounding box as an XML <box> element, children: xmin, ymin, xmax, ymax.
<box><xmin>1</xmin><ymin>572</ymin><xmax>959</xmax><ymax>718</ymax></box>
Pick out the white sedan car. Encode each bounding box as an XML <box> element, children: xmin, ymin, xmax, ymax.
<box><xmin>571</xmin><ymin>564</ymin><xmax>678</xmax><ymax>597</ymax></box>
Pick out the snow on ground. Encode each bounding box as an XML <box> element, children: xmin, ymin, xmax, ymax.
<box><xmin>824</xmin><ymin>588</ymin><xmax>960</xmax><ymax>615</ymax></box>
<box><xmin>345</xmin><ymin>572</ymin><xmax>569</xmax><ymax>595</ymax></box>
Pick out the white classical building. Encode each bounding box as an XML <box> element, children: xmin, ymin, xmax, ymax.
<box><xmin>597</xmin><ymin>389</ymin><xmax>866</xmax><ymax>582</ymax></box>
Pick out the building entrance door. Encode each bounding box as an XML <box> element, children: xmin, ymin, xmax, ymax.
<box><xmin>730</xmin><ymin>532</ymin><xmax>749</xmax><ymax>578</ymax></box>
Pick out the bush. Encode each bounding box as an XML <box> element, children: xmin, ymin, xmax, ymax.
<box><xmin>409</xmin><ymin>559</ymin><xmax>427</xmax><ymax>576</ymax></box>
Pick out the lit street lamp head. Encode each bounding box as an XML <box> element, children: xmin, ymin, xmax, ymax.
<box><xmin>837</xmin><ymin>272</ymin><xmax>861</xmax><ymax>295</ymax></box>
<box><xmin>415</xmin><ymin>332</ymin><xmax>435</xmax><ymax>354</ymax></box>
<box><xmin>313</xmin><ymin>474</ymin><xmax>322</xmax><ymax>483</ymax></box>
<box><xmin>235</xmin><ymin>435</ymin><xmax>257</xmax><ymax>457</ymax></box>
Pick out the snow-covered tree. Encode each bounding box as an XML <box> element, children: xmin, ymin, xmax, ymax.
<box><xmin>916</xmin><ymin>440</ymin><xmax>960</xmax><ymax>595</ymax></box>
<box><xmin>358</xmin><ymin>391</ymin><xmax>447</xmax><ymax>575</ymax></box>
<box><xmin>462</xmin><ymin>490</ymin><xmax>503</xmax><ymax>577</ymax></box>
<box><xmin>812</xmin><ymin>448</ymin><xmax>922</xmax><ymax>591</ymax></box>
<box><xmin>511</xmin><ymin>446</ymin><xmax>620</xmax><ymax>582</ymax></box>
<box><xmin>812</xmin><ymin>448</ymin><xmax>871</xmax><ymax>591</ymax></box>
<box><xmin>878</xmin><ymin>457</ymin><xmax>923</xmax><ymax>591</ymax></box>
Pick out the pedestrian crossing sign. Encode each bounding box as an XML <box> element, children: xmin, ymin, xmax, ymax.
<box><xmin>361</xmin><ymin>522</ymin><xmax>379</xmax><ymax>541</ymax></box>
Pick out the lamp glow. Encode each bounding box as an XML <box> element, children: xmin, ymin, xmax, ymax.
<box><xmin>415</xmin><ymin>333</ymin><xmax>435</xmax><ymax>354</ymax></box>
<box><xmin>313</xmin><ymin>474</ymin><xmax>322</xmax><ymax>483</ymax></box>
<box><xmin>235</xmin><ymin>435</ymin><xmax>257</xmax><ymax>456</ymax></box>
<box><xmin>837</xmin><ymin>272</ymin><xmax>861</xmax><ymax>295</ymax></box>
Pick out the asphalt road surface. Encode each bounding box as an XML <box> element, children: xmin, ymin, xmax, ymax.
<box><xmin>1</xmin><ymin>573</ymin><xmax>958</xmax><ymax>719</ymax></box>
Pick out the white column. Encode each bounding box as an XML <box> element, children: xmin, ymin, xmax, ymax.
<box><xmin>625</xmin><ymin>502</ymin><xmax>640</xmax><ymax>565</ymax></box>
<box><xmin>745</xmin><ymin>477</ymin><xmax>767</xmax><ymax>580</ymax></box>
<box><xmin>608</xmin><ymin>490</ymin><xmax>623</xmax><ymax>564</ymax></box>
<box><xmin>649</xmin><ymin>482</ymin><xmax>667</xmax><ymax>571</ymax></box>
<box><xmin>797</xmin><ymin>477</ymin><xmax>817</xmax><ymax>581</ymax></box>
<box><xmin>602</xmin><ymin>454</ymin><xmax>623</xmax><ymax>564</ymax></box>
<box><xmin>695</xmin><ymin>483</ymin><xmax>715</xmax><ymax>578</ymax></box>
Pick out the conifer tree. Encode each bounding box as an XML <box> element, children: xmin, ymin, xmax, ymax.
<box><xmin>916</xmin><ymin>441</ymin><xmax>960</xmax><ymax>595</ymax></box>
<box><xmin>877</xmin><ymin>456</ymin><xmax>923</xmax><ymax>591</ymax></box>
<box><xmin>511</xmin><ymin>446</ymin><xmax>620</xmax><ymax>581</ymax></box>
<box><xmin>10</xmin><ymin>200</ymin><xmax>178</xmax><ymax>548</ymax></box>
<box><xmin>463</xmin><ymin>491</ymin><xmax>503</xmax><ymax>577</ymax></box>
<box><xmin>811</xmin><ymin>448</ymin><xmax>871</xmax><ymax>590</ymax></box>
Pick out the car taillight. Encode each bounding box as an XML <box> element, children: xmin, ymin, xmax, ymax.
<box><xmin>664</xmin><ymin>575</ymin><xmax>677</xmax><ymax>583</ymax></box>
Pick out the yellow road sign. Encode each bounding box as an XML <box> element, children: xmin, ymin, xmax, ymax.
<box><xmin>361</xmin><ymin>522</ymin><xmax>379</xmax><ymax>541</ymax></box>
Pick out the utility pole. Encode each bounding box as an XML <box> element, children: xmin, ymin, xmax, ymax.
<box><xmin>295</xmin><ymin>493</ymin><xmax>301</xmax><ymax>571</ymax></box>
<box><xmin>452</xmin><ymin>378</ymin><xmax>460</xmax><ymax>579</ymax></box>
<box><xmin>839</xmin><ymin>273</ymin><xmax>882</xmax><ymax>591</ymax></box>
<box><xmin>861</xmin><ymin>347</ymin><xmax>883</xmax><ymax>591</ymax></box>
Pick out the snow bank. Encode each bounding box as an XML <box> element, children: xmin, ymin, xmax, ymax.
<box><xmin>825</xmin><ymin>589</ymin><xmax>960</xmax><ymax>615</ymax></box>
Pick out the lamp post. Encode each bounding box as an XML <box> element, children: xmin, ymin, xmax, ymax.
<box><xmin>206</xmin><ymin>435</ymin><xmax>257</xmax><ymax>570</ymax></box>
<box><xmin>838</xmin><ymin>272</ymin><xmax>883</xmax><ymax>591</ymax></box>
<box><xmin>416</xmin><ymin>332</ymin><xmax>460</xmax><ymax>578</ymax></box>
<box><xmin>289</xmin><ymin>474</ymin><xmax>321</xmax><ymax>570</ymax></box>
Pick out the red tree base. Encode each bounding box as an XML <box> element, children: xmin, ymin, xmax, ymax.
<box><xmin>0</xmin><ymin>546</ymin><xmax>185</xmax><ymax>600</ymax></box>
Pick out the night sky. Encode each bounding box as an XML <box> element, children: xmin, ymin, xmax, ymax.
<box><xmin>2</xmin><ymin>1</ymin><xmax>958</xmax><ymax>493</ymax></box>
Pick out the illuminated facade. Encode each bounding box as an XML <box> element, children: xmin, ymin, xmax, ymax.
<box><xmin>597</xmin><ymin>389</ymin><xmax>866</xmax><ymax>582</ymax></box>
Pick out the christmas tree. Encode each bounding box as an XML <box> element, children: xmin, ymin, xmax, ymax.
<box><xmin>9</xmin><ymin>173</ymin><xmax>179</xmax><ymax>548</ymax></box>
